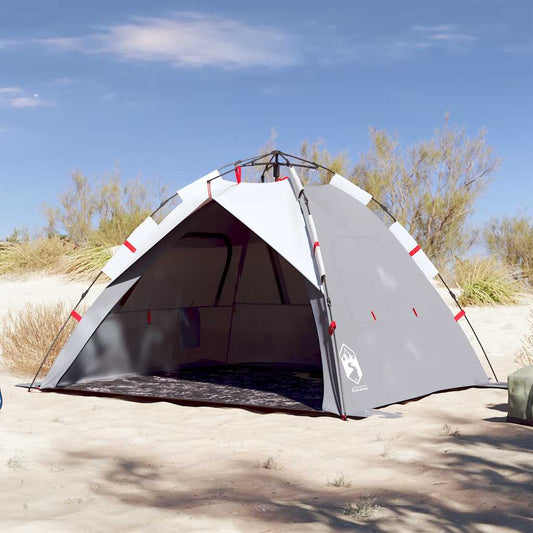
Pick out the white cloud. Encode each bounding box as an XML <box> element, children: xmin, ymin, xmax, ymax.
<box><xmin>0</xmin><ymin>86</ymin><xmax>23</xmax><ymax>94</ymax></box>
<box><xmin>0</xmin><ymin>87</ymin><xmax>53</xmax><ymax>108</ymax></box>
<box><xmin>429</xmin><ymin>33</ymin><xmax>476</xmax><ymax>43</ymax></box>
<box><xmin>37</xmin><ymin>12</ymin><xmax>299</xmax><ymax>69</ymax></box>
<box><xmin>413</xmin><ymin>25</ymin><xmax>458</xmax><ymax>32</ymax></box>
<box><xmin>50</xmin><ymin>76</ymin><xmax>76</xmax><ymax>85</ymax></box>
<box><xmin>411</xmin><ymin>24</ymin><xmax>476</xmax><ymax>47</ymax></box>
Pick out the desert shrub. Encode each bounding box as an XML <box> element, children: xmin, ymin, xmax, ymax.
<box><xmin>255</xmin><ymin>457</ymin><xmax>281</xmax><ymax>470</ymax></box>
<box><xmin>515</xmin><ymin>310</ymin><xmax>533</xmax><ymax>368</ymax></box>
<box><xmin>253</xmin><ymin>117</ymin><xmax>499</xmax><ymax>268</ymax></box>
<box><xmin>298</xmin><ymin>139</ymin><xmax>350</xmax><ymax>185</ymax></box>
<box><xmin>351</xmin><ymin>118</ymin><xmax>499</xmax><ymax>268</ymax></box>
<box><xmin>342</xmin><ymin>498</ymin><xmax>380</xmax><ymax>520</ymax></box>
<box><xmin>327</xmin><ymin>473</ymin><xmax>352</xmax><ymax>488</ymax></box>
<box><xmin>484</xmin><ymin>216</ymin><xmax>533</xmax><ymax>282</ymax></box>
<box><xmin>0</xmin><ymin>301</ymin><xmax>81</xmax><ymax>377</ymax></box>
<box><xmin>454</xmin><ymin>258</ymin><xmax>520</xmax><ymax>306</ymax></box>
<box><xmin>0</xmin><ymin>236</ymin><xmax>75</xmax><ymax>276</ymax></box>
<box><xmin>44</xmin><ymin>168</ymin><xmax>166</xmax><ymax>246</ymax></box>
<box><xmin>64</xmin><ymin>243</ymin><xmax>113</xmax><ymax>280</ymax></box>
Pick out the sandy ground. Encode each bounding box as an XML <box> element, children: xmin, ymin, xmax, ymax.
<box><xmin>0</xmin><ymin>276</ymin><xmax>532</xmax><ymax>532</ymax></box>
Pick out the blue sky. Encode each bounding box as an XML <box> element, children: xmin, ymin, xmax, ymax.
<box><xmin>1</xmin><ymin>0</ymin><xmax>532</xmax><ymax>238</ymax></box>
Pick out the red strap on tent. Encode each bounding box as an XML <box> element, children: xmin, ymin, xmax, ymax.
<box><xmin>313</xmin><ymin>241</ymin><xmax>320</xmax><ymax>252</ymax></box>
<box><xmin>70</xmin><ymin>310</ymin><xmax>82</xmax><ymax>322</ymax></box>
<box><xmin>147</xmin><ymin>310</ymin><xmax>152</xmax><ymax>325</ymax></box>
<box><xmin>371</xmin><ymin>311</ymin><xmax>377</xmax><ymax>321</ymax></box>
<box><xmin>275</xmin><ymin>176</ymin><xmax>289</xmax><ymax>182</ymax></box>
<box><xmin>454</xmin><ymin>310</ymin><xmax>466</xmax><ymax>321</ymax></box>
<box><xmin>235</xmin><ymin>166</ymin><xmax>242</xmax><ymax>184</ymax></box>
<box><xmin>409</xmin><ymin>244</ymin><xmax>421</xmax><ymax>256</ymax></box>
<box><xmin>123</xmin><ymin>240</ymin><xmax>136</xmax><ymax>253</ymax></box>
<box><xmin>412</xmin><ymin>307</ymin><xmax>418</xmax><ymax>317</ymax></box>
<box><xmin>328</xmin><ymin>321</ymin><xmax>336</xmax><ymax>335</ymax></box>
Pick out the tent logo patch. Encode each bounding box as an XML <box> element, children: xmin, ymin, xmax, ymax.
<box><xmin>339</xmin><ymin>343</ymin><xmax>364</xmax><ymax>386</ymax></box>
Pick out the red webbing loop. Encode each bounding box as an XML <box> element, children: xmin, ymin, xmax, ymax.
<box><xmin>409</xmin><ymin>244</ymin><xmax>421</xmax><ymax>257</ymax></box>
<box><xmin>235</xmin><ymin>166</ymin><xmax>242</xmax><ymax>184</ymax></box>
<box><xmin>371</xmin><ymin>311</ymin><xmax>377</xmax><ymax>321</ymax></box>
<box><xmin>70</xmin><ymin>310</ymin><xmax>82</xmax><ymax>322</ymax></box>
<box><xmin>275</xmin><ymin>176</ymin><xmax>289</xmax><ymax>182</ymax></box>
<box><xmin>328</xmin><ymin>321</ymin><xmax>336</xmax><ymax>335</ymax></box>
<box><xmin>313</xmin><ymin>241</ymin><xmax>320</xmax><ymax>252</ymax></box>
<box><xmin>147</xmin><ymin>310</ymin><xmax>152</xmax><ymax>325</ymax></box>
<box><xmin>412</xmin><ymin>307</ymin><xmax>418</xmax><ymax>317</ymax></box>
<box><xmin>454</xmin><ymin>310</ymin><xmax>466</xmax><ymax>321</ymax></box>
<box><xmin>123</xmin><ymin>240</ymin><xmax>136</xmax><ymax>253</ymax></box>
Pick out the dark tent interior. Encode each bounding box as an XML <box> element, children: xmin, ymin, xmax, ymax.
<box><xmin>57</xmin><ymin>203</ymin><xmax>325</xmax><ymax>412</ymax></box>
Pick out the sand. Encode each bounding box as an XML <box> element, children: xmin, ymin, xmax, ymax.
<box><xmin>0</xmin><ymin>275</ymin><xmax>532</xmax><ymax>532</ymax></box>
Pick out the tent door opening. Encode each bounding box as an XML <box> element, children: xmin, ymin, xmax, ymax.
<box><xmin>57</xmin><ymin>202</ymin><xmax>325</xmax><ymax>412</ymax></box>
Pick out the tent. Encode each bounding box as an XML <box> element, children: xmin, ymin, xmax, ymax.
<box><xmin>32</xmin><ymin>151</ymin><xmax>499</xmax><ymax>418</ymax></box>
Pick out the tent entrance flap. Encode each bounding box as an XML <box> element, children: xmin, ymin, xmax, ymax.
<box><xmin>55</xmin><ymin>202</ymin><xmax>325</xmax><ymax>412</ymax></box>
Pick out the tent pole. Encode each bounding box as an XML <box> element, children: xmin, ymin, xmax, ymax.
<box><xmin>224</xmin><ymin>230</ymin><xmax>250</xmax><ymax>365</ymax></box>
<box><xmin>438</xmin><ymin>274</ymin><xmax>499</xmax><ymax>382</ymax></box>
<box><xmin>286</xmin><ymin>163</ymin><xmax>348</xmax><ymax>419</ymax></box>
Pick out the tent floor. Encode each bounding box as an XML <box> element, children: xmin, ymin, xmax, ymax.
<box><xmin>55</xmin><ymin>366</ymin><xmax>324</xmax><ymax>413</ymax></box>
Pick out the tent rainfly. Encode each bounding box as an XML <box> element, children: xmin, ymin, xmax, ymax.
<box><xmin>30</xmin><ymin>151</ymin><xmax>500</xmax><ymax>418</ymax></box>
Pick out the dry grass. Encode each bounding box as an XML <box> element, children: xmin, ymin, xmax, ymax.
<box><xmin>515</xmin><ymin>310</ymin><xmax>533</xmax><ymax>368</ymax></box>
<box><xmin>0</xmin><ymin>301</ymin><xmax>81</xmax><ymax>377</ymax></box>
<box><xmin>65</xmin><ymin>243</ymin><xmax>112</xmax><ymax>280</ymax></box>
<box><xmin>0</xmin><ymin>236</ymin><xmax>75</xmax><ymax>276</ymax></box>
<box><xmin>454</xmin><ymin>257</ymin><xmax>520</xmax><ymax>306</ymax></box>
<box><xmin>255</xmin><ymin>457</ymin><xmax>281</xmax><ymax>470</ymax></box>
<box><xmin>0</xmin><ymin>237</ymin><xmax>113</xmax><ymax>280</ymax></box>
<box><xmin>439</xmin><ymin>424</ymin><xmax>461</xmax><ymax>437</ymax></box>
<box><xmin>342</xmin><ymin>497</ymin><xmax>381</xmax><ymax>520</ymax></box>
<box><xmin>327</xmin><ymin>473</ymin><xmax>352</xmax><ymax>488</ymax></box>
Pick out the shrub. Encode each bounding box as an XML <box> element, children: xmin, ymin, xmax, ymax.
<box><xmin>65</xmin><ymin>243</ymin><xmax>113</xmax><ymax>280</ymax></box>
<box><xmin>44</xmin><ymin>169</ymin><xmax>166</xmax><ymax>247</ymax></box>
<box><xmin>255</xmin><ymin>457</ymin><xmax>281</xmax><ymax>470</ymax></box>
<box><xmin>327</xmin><ymin>473</ymin><xmax>352</xmax><ymax>488</ymax></box>
<box><xmin>484</xmin><ymin>216</ymin><xmax>533</xmax><ymax>282</ymax></box>
<box><xmin>0</xmin><ymin>301</ymin><xmax>80</xmax><ymax>377</ymax></box>
<box><xmin>439</xmin><ymin>424</ymin><xmax>461</xmax><ymax>437</ymax></box>
<box><xmin>454</xmin><ymin>258</ymin><xmax>520</xmax><ymax>306</ymax></box>
<box><xmin>351</xmin><ymin>118</ymin><xmax>499</xmax><ymax>268</ymax></box>
<box><xmin>515</xmin><ymin>310</ymin><xmax>533</xmax><ymax>368</ymax></box>
<box><xmin>342</xmin><ymin>498</ymin><xmax>380</xmax><ymax>520</ymax></box>
<box><xmin>0</xmin><ymin>236</ymin><xmax>75</xmax><ymax>276</ymax></box>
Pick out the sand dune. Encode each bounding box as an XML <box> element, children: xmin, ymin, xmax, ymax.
<box><xmin>1</xmin><ymin>275</ymin><xmax>532</xmax><ymax>531</ymax></box>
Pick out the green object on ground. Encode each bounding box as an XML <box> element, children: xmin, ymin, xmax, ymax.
<box><xmin>508</xmin><ymin>366</ymin><xmax>533</xmax><ymax>426</ymax></box>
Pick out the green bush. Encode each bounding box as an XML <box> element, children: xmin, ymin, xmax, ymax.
<box><xmin>484</xmin><ymin>216</ymin><xmax>533</xmax><ymax>282</ymax></box>
<box><xmin>454</xmin><ymin>258</ymin><xmax>521</xmax><ymax>306</ymax></box>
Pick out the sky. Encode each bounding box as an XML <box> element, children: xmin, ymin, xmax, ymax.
<box><xmin>0</xmin><ymin>0</ymin><xmax>532</xmax><ymax>238</ymax></box>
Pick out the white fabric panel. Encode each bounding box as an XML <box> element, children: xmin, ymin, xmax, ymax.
<box><xmin>330</xmin><ymin>174</ymin><xmax>372</xmax><ymax>206</ymax></box>
<box><xmin>215</xmin><ymin>180</ymin><xmax>319</xmax><ymax>287</ymax></box>
<box><xmin>178</xmin><ymin>169</ymin><xmax>219</xmax><ymax>203</ymax></box>
<box><xmin>102</xmin><ymin>170</ymin><xmax>221</xmax><ymax>281</ymax></box>
<box><xmin>102</xmin><ymin>217</ymin><xmax>158</xmax><ymax>279</ymax></box>
<box><xmin>389</xmin><ymin>222</ymin><xmax>439</xmax><ymax>279</ymax></box>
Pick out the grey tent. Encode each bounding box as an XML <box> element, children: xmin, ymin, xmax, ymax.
<box><xmin>33</xmin><ymin>151</ymin><xmax>498</xmax><ymax>418</ymax></box>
